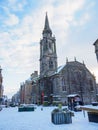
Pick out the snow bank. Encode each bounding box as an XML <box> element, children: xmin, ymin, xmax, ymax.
<box><xmin>0</xmin><ymin>106</ymin><xmax>98</xmax><ymax>130</ymax></box>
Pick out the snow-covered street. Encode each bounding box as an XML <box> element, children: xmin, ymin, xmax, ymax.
<box><xmin>0</xmin><ymin>106</ymin><xmax>98</xmax><ymax>130</ymax></box>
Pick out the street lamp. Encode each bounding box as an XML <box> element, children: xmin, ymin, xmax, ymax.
<box><xmin>93</xmin><ymin>39</ymin><xmax>98</xmax><ymax>62</ymax></box>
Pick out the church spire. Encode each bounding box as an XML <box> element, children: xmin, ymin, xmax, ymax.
<box><xmin>40</xmin><ymin>13</ymin><xmax>57</xmax><ymax>77</ymax></box>
<box><xmin>43</xmin><ymin>12</ymin><xmax>52</xmax><ymax>36</ymax></box>
<box><xmin>44</xmin><ymin>12</ymin><xmax>50</xmax><ymax>30</ymax></box>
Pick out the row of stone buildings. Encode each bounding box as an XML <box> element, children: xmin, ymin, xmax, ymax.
<box><xmin>12</xmin><ymin>71</ymin><xmax>39</xmax><ymax>105</ymax></box>
<box><xmin>12</xmin><ymin>13</ymin><xmax>98</xmax><ymax>106</ymax></box>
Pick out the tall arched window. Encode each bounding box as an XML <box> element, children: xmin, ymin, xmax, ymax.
<box><xmin>62</xmin><ymin>78</ymin><xmax>66</xmax><ymax>91</ymax></box>
<box><xmin>89</xmin><ymin>79</ymin><xmax>94</xmax><ymax>91</ymax></box>
<box><xmin>43</xmin><ymin>44</ymin><xmax>48</xmax><ymax>51</ymax></box>
<box><xmin>49</xmin><ymin>60</ymin><xmax>53</xmax><ymax>69</ymax></box>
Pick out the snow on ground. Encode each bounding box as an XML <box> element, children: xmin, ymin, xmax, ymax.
<box><xmin>0</xmin><ymin>106</ymin><xmax>98</xmax><ymax>130</ymax></box>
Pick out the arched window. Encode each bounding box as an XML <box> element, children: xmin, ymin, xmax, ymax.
<box><xmin>43</xmin><ymin>44</ymin><xmax>48</xmax><ymax>51</ymax></box>
<box><xmin>49</xmin><ymin>43</ymin><xmax>52</xmax><ymax>49</ymax></box>
<box><xmin>89</xmin><ymin>79</ymin><xmax>94</xmax><ymax>91</ymax></box>
<box><xmin>49</xmin><ymin>60</ymin><xmax>53</xmax><ymax>69</ymax></box>
<box><xmin>62</xmin><ymin>78</ymin><xmax>66</xmax><ymax>91</ymax></box>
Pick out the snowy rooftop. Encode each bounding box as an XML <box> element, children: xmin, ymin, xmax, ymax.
<box><xmin>56</xmin><ymin>65</ymin><xmax>65</xmax><ymax>73</ymax></box>
<box><xmin>0</xmin><ymin>106</ymin><xmax>98</xmax><ymax>130</ymax></box>
<box><xmin>50</xmin><ymin>65</ymin><xmax>65</xmax><ymax>76</ymax></box>
<box><xmin>67</xmin><ymin>94</ymin><xmax>80</xmax><ymax>97</ymax></box>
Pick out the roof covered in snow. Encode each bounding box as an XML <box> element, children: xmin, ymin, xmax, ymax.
<box><xmin>53</xmin><ymin>64</ymin><xmax>65</xmax><ymax>75</ymax></box>
<box><xmin>67</xmin><ymin>94</ymin><xmax>80</xmax><ymax>97</ymax></box>
<box><xmin>0</xmin><ymin>106</ymin><xmax>98</xmax><ymax>130</ymax></box>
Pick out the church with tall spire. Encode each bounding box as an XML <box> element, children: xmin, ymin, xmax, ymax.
<box><xmin>40</xmin><ymin>13</ymin><xmax>57</xmax><ymax>78</ymax></box>
<box><xmin>39</xmin><ymin>13</ymin><xmax>58</xmax><ymax>103</ymax></box>
<box><xmin>39</xmin><ymin>13</ymin><xmax>97</xmax><ymax>105</ymax></box>
<box><xmin>17</xmin><ymin>13</ymin><xmax>97</xmax><ymax>106</ymax></box>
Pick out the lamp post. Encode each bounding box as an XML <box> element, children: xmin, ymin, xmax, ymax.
<box><xmin>93</xmin><ymin>39</ymin><xmax>98</xmax><ymax>62</ymax></box>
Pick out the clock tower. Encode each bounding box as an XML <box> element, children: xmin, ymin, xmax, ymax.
<box><xmin>40</xmin><ymin>13</ymin><xmax>57</xmax><ymax>78</ymax></box>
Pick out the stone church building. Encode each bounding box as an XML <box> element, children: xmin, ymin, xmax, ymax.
<box><xmin>16</xmin><ymin>13</ymin><xmax>97</xmax><ymax>106</ymax></box>
<box><xmin>39</xmin><ymin>13</ymin><xmax>97</xmax><ymax>105</ymax></box>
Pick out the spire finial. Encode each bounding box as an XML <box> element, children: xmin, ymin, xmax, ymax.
<box><xmin>82</xmin><ymin>60</ymin><xmax>85</xmax><ymax>65</ymax></box>
<box><xmin>66</xmin><ymin>57</ymin><xmax>68</xmax><ymax>63</ymax></box>
<box><xmin>74</xmin><ymin>57</ymin><xmax>76</xmax><ymax>61</ymax></box>
<box><xmin>44</xmin><ymin>12</ymin><xmax>50</xmax><ymax>30</ymax></box>
<box><xmin>43</xmin><ymin>12</ymin><xmax>52</xmax><ymax>35</ymax></box>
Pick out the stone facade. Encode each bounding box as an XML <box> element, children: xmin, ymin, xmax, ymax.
<box><xmin>14</xmin><ymin>14</ymin><xmax>98</xmax><ymax>105</ymax></box>
<box><xmin>49</xmin><ymin>61</ymin><xmax>97</xmax><ymax>104</ymax></box>
<box><xmin>39</xmin><ymin>13</ymin><xmax>57</xmax><ymax>104</ymax></box>
<box><xmin>39</xmin><ymin>14</ymin><xmax>97</xmax><ymax>105</ymax></box>
<box><xmin>19</xmin><ymin>83</ymin><xmax>25</xmax><ymax>104</ymax></box>
<box><xmin>40</xmin><ymin>13</ymin><xmax>57</xmax><ymax>78</ymax></box>
<box><xmin>19</xmin><ymin>71</ymin><xmax>39</xmax><ymax>104</ymax></box>
<box><xmin>31</xmin><ymin>71</ymin><xmax>39</xmax><ymax>104</ymax></box>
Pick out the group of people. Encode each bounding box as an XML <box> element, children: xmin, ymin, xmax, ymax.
<box><xmin>68</xmin><ymin>95</ymin><xmax>83</xmax><ymax>111</ymax></box>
